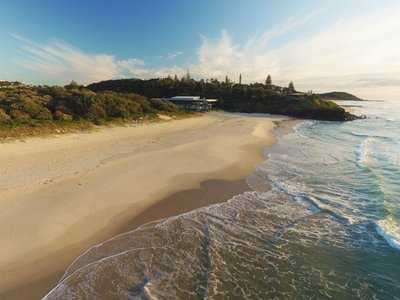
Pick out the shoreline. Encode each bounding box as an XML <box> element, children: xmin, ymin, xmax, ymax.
<box><xmin>0</xmin><ymin>112</ymin><xmax>291</xmax><ymax>300</ymax></box>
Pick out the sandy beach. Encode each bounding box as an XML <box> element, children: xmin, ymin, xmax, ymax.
<box><xmin>0</xmin><ymin>112</ymin><xmax>287</xmax><ymax>300</ymax></box>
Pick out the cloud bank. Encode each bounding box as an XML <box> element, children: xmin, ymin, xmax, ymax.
<box><xmin>13</xmin><ymin>34</ymin><xmax>187</xmax><ymax>84</ymax></box>
<box><xmin>13</xmin><ymin>34</ymin><xmax>120</xmax><ymax>84</ymax></box>
<box><xmin>13</xmin><ymin>5</ymin><xmax>400</xmax><ymax>99</ymax></box>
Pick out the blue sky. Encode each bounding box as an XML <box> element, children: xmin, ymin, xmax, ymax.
<box><xmin>1</xmin><ymin>0</ymin><xmax>399</xmax><ymax>99</ymax></box>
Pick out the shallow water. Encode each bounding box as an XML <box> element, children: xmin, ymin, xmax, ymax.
<box><xmin>44</xmin><ymin>100</ymin><xmax>400</xmax><ymax>299</ymax></box>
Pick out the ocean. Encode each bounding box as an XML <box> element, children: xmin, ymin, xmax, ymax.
<box><xmin>44</xmin><ymin>100</ymin><xmax>400</xmax><ymax>299</ymax></box>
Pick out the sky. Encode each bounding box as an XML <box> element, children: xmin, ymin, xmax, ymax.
<box><xmin>0</xmin><ymin>0</ymin><xmax>399</xmax><ymax>100</ymax></box>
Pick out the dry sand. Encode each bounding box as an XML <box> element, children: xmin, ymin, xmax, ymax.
<box><xmin>0</xmin><ymin>112</ymin><xmax>288</xmax><ymax>299</ymax></box>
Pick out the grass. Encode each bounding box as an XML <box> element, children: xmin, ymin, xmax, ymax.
<box><xmin>0</xmin><ymin>111</ymin><xmax>197</xmax><ymax>142</ymax></box>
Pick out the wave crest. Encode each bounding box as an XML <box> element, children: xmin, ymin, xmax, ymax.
<box><xmin>376</xmin><ymin>217</ymin><xmax>400</xmax><ymax>250</ymax></box>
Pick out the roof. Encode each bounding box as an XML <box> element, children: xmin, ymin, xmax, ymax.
<box><xmin>288</xmin><ymin>93</ymin><xmax>306</xmax><ymax>96</ymax></box>
<box><xmin>171</xmin><ymin>96</ymin><xmax>201</xmax><ymax>101</ymax></box>
<box><xmin>165</xmin><ymin>96</ymin><xmax>218</xmax><ymax>102</ymax></box>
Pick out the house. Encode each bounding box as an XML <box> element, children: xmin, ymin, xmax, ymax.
<box><xmin>287</xmin><ymin>92</ymin><xmax>306</xmax><ymax>97</ymax></box>
<box><xmin>159</xmin><ymin>96</ymin><xmax>218</xmax><ymax>112</ymax></box>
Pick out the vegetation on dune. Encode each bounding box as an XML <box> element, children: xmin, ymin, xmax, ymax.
<box><xmin>88</xmin><ymin>77</ymin><xmax>358</xmax><ymax>121</ymax></box>
<box><xmin>0</xmin><ymin>81</ymin><xmax>184</xmax><ymax>139</ymax></box>
<box><xmin>0</xmin><ymin>76</ymin><xmax>359</xmax><ymax>139</ymax></box>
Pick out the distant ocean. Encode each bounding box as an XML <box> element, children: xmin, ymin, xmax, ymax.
<box><xmin>45</xmin><ymin>100</ymin><xmax>400</xmax><ymax>299</ymax></box>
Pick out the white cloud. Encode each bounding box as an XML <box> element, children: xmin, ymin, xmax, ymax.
<box><xmin>185</xmin><ymin>7</ymin><xmax>400</xmax><ymax>98</ymax></box>
<box><xmin>12</xmin><ymin>34</ymin><xmax>186</xmax><ymax>84</ymax></box>
<box><xmin>12</xmin><ymin>4</ymin><xmax>400</xmax><ymax>99</ymax></box>
<box><xmin>156</xmin><ymin>51</ymin><xmax>183</xmax><ymax>60</ymax></box>
<box><xmin>166</xmin><ymin>51</ymin><xmax>183</xmax><ymax>60</ymax></box>
<box><xmin>275</xmin><ymin>8</ymin><xmax>400</xmax><ymax>84</ymax></box>
<box><xmin>187</xmin><ymin>6</ymin><xmax>400</xmax><ymax>99</ymax></box>
<box><xmin>12</xmin><ymin>34</ymin><xmax>120</xmax><ymax>84</ymax></box>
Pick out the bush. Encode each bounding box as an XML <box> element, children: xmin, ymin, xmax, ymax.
<box><xmin>53</xmin><ymin>110</ymin><xmax>73</xmax><ymax>121</ymax></box>
<box><xmin>149</xmin><ymin>98</ymin><xmax>178</xmax><ymax>112</ymax></box>
<box><xmin>0</xmin><ymin>108</ymin><xmax>10</xmax><ymax>123</ymax></box>
<box><xmin>0</xmin><ymin>82</ymin><xmax>182</xmax><ymax>127</ymax></box>
<box><xmin>19</xmin><ymin>98</ymin><xmax>53</xmax><ymax>120</ymax></box>
<box><xmin>9</xmin><ymin>109</ymin><xmax>31</xmax><ymax>122</ymax></box>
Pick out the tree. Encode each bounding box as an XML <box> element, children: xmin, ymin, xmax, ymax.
<box><xmin>174</xmin><ymin>74</ymin><xmax>178</xmax><ymax>81</ymax></box>
<box><xmin>225</xmin><ymin>75</ymin><xmax>230</xmax><ymax>85</ymax></box>
<box><xmin>185</xmin><ymin>69</ymin><xmax>191</xmax><ymax>81</ymax></box>
<box><xmin>86</xmin><ymin>77</ymin><xmax>356</xmax><ymax>121</ymax></box>
<box><xmin>288</xmin><ymin>81</ymin><xmax>295</xmax><ymax>93</ymax></box>
<box><xmin>265</xmin><ymin>75</ymin><xmax>272</xmax><ymax>87</ymax></box>
<box><xmin>65</xmin><ymin>80</ymin><xmax>80</xmax><ymax>90</ymax></box>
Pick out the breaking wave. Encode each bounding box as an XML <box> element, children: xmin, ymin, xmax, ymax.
<box><xmin>43</xmin><ymin>189</ymin><xmax>399</xmax><ymax>300</ymax></box>
<box><xmin>44</xmin><ymin>100</ymin><xmax>400</xmax><ymax>299</ymax></box>
<box><xmin>376</xmin><ymin>217</ymin><xmax>400</xmax><ymax>250</ymax></box>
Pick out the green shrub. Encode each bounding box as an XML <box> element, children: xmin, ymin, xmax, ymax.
<box><xmin>0</xmin><ymin>108</ymin><xmax>10</xmax><ymax>123</ymax></box>
<box><xmin>0</xmin><ymin>82</ymin><xmax>183</xmax><ymax>128</ymax></box>
<box><xmin>9</xmin><ymin>109</ymin><xmax>31</xmax><ymax>122</ymax></box>
<box><xmin>149</xmin><ymin>98</ymin><xmax>178</xmax><ymax>112</ymax></box>
<box><xmin>53</xmin><ymin>110</ymin><xmax>73</xmax><ymax>121</ymax></box>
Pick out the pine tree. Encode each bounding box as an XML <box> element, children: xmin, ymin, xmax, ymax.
<box><xmin>185</xmin><ymin>69</ymin><xmax>191</xmax><ymax>81</ymax></box>
<box><xmin>174</xmin><ymin>74</ymin><xmax>178</xmax><ymax>81</ymax></box>
<box><xmin>65</xmin><ymin>80</ymin><xmax>79</xmax><ymax>90</ymax></box>
<box><xmin>239</xmin><ymin>74</ymin><xmax>242</xmax><ymax>85</ymax></box>
<box><xmin>288</xmin><ymin>81</ymin><xmax>295</xmax><ymax>93</ymax></box>
<box><xmin>225</xmin><ymin>75</ymin><xmax>230</xmax><ymax>84</ymax></box>
<box><xmin>265</xmin><ymin>75</ymin><xmax>272</xmax><ymax>86</ymax></box>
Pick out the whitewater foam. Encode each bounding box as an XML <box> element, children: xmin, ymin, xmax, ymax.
<box><xmin>376</xmin><ymin>217</ymin><xmax>400</xmax><ymax>251</ymax></box>
<box><xmin>293</xmin><ymin>120</ymin><xmax>316</xmax><ymax>137</ymax></box>
<box><xmin>355</xmin><ymin>137</ymin><xmax>374</xmax><ymax>166</ymax></box>
<box><xmin>43</xmin><ymin>187</ymin><xmax>399</xmax><ymax>299</ymax></box>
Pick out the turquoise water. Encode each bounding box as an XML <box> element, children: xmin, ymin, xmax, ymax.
<box><xmin>267</xmin><ymin>100</ymin><xmax>400</xmax><ymax>249</ymax></box>
<box><xmin>45</xmin><ymin>101</ymin><xmax>400</xmax><ymax>299</ymax></box>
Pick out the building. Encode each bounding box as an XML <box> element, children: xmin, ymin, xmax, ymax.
<box><xmin>287</xmin><ymin>92</ymin><xmax>306</xmax><ymax>97</ymax></box>
<box><xmin>159</xmin><ymin>96</ymin><xmax>218</xmax><ymax>112</ymax></box>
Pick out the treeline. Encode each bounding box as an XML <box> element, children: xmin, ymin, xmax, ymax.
<box><xmin>0</xmin><ymin>76</ymin><xmax>359</xmax><ymax>136</ymax></box>
<box><xmin>88</xmin><ymin>78</ymin><xmax>358</xmax><ymax>121</ymax></box>
<box><xmin>0</xmin><ymin>81</ymin><xmax>182</xmax><ymax>126</ymax></box>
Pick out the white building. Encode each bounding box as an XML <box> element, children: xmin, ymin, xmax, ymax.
<box><xmin>165</xmin><ymin>96</ymin><xmax>218</xmax><ymax>111</ymax></box>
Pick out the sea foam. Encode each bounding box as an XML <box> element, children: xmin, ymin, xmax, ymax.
<box><xmin>376</xmin><ymin>217</ymin><xmax>400</xmax><ymax>251</ymax></box>
<box><xmin>355</xmin><ymin>137</ymin><xmax>374</xmax><ymax>166</ymax></box>
<box><xmin>293</xmin><ymin>120</ymin><xmax>316</xmax><ymax>137</ymax></box>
